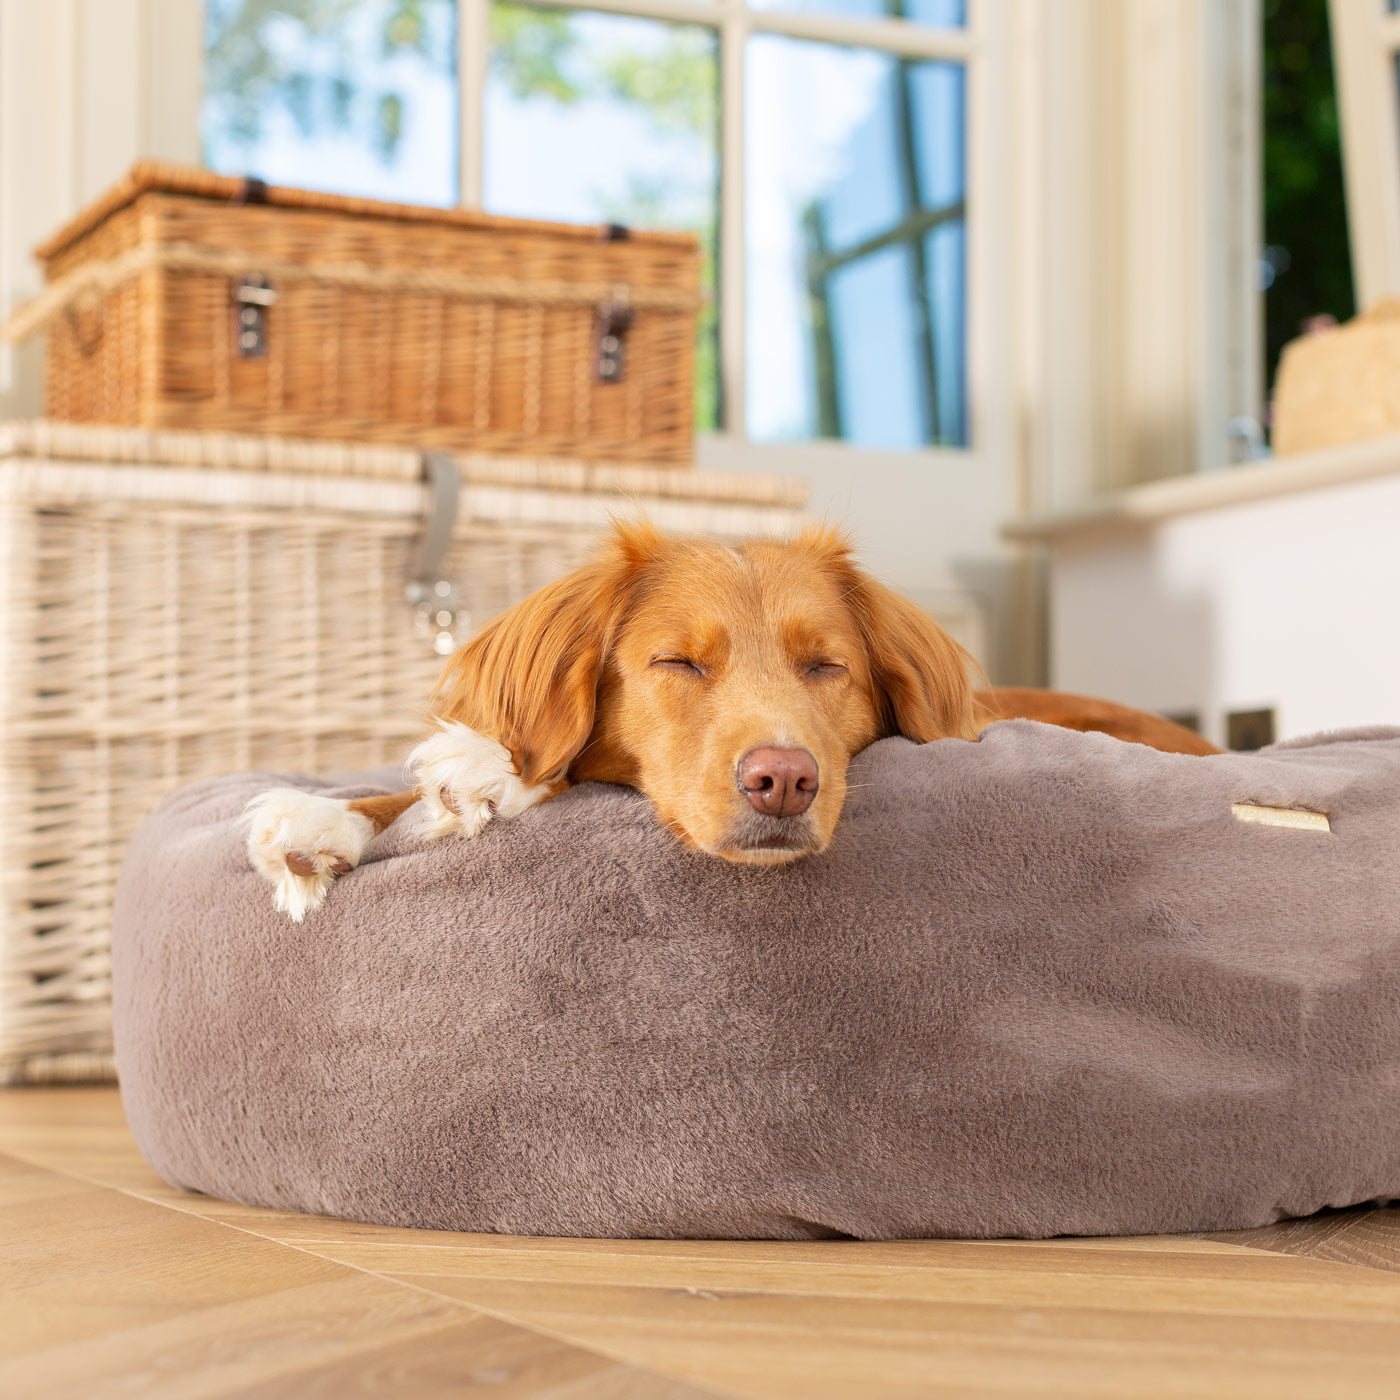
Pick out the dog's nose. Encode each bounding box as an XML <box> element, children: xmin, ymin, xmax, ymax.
<box><xmin>737</xmin><ymin>747</ymin><xmax>819</xmax><ymax>817</ymax></box>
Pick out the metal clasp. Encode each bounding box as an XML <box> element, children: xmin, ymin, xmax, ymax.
<box><xmin>594</xmin><ymin>284</ymin><xmax>633</xmax><ymax>383</ymax></box>
<box><xmin>406</xmin><ymin>453</ymin><xmax>467</xmax><ymax>656</ymax></box>
<box><xmin>406</xmin><ymin>577</ymin><xmax>465</xmax><ymax>657</ymax></box>
<box><xmin>232</xmin><ymin>275</ymin><xmax>278</xmax><ymax>358</ymax></box>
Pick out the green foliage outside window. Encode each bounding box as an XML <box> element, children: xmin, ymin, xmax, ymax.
<box><xmin>1262</xmin><ymin>0</ymin><xmax>1356</xmax><ymax>403</ymax></box>
<box><xmin>206</xmin><ymin>0</ymin><xmax>444</xmax><ymax>158</ymax></box>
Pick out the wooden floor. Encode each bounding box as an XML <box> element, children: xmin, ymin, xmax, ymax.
<box><xmin>1</xmin><ymin>1089</ymin><xmax>1397</xmax><ymax>1399</ymax></box>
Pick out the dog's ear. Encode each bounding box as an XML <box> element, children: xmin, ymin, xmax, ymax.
<box><xmin>849</xmin><ymin>571</ymin><xmax>981</xmax><ymax>744</ymax></box>
<box><xmin>432</xmin><ymin>523</ymin><xmax>654</xmax><ymax>785</ymax></box>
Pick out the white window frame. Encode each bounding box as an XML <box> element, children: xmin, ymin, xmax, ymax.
<box><xmin>457</xmin><ymin>0</ymin><xmax>996</xmax><ymax>458</ymax></box>
<box><xmin>1329</xmin><ymin>0</ymin><xmax>1400</xmax><ymax>308</ymax></box>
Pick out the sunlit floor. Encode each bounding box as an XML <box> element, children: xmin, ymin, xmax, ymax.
<box><xmin>1</xmin><ymin>1087</ymin><xmax>1397</xmax><ymax>1399</ymax></box>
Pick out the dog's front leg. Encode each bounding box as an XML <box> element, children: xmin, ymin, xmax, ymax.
<box><xmin>242</xmin><ymin>788</ymin><xmax>389</xmax><ymax>922</ymax></box>
<box><xmin>242</xmin><ymin>726</ymin><xmax>551</xmax><ymax>921</ymax></box>
<box><xmin>409</xmin><ymin>720</ymin><xmax>558</xmax><ymax>839</ymax></box>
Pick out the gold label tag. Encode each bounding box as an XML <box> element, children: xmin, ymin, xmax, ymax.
<box><xmin>1230</xmin><ymin>803</ymin><xmax>1331</xmax><ymax>833</ymax></box>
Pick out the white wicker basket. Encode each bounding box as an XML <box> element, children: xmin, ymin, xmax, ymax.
<box><xmin>0</xmin><ymin>421</ymin><xmax>806</xmax><ymax>1084</ymax></box>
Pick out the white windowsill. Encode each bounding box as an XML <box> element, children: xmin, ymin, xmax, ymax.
<box><xmin>1004</xmin><ymin>433</ymin><xmax>1400</xmax><ymax>545</ymax></box>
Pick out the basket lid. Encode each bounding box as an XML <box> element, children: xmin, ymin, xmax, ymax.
<box><xmin>0</xmin><ymin>420</ymin><xmax>810</xmax><ymax>509</ymax></box>
<box><xmin>36</xmin><ymin>161</ymin><xmax>698</xmax><ymax>262</ymax></box>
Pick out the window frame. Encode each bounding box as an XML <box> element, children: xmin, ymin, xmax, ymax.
<box><xmin>456</xmin><ymin>0</ymin><xmax>998</xmax><ymax>457</ymax></box>
<box><xmin>1329</xmin><ymin>0</ymin><xmax>1400</xmax><ymax>308</ymax></box>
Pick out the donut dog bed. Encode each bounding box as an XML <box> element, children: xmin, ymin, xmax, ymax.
<box><xmin>113</xmin><ymin>721</ymin><xmax>1400</xmax><ymax>1240</ymax></box>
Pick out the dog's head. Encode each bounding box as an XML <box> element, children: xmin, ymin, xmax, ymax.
<box><xmin>435</xmin><ymin>521</ymin><xmax>979</xmax><ymax>863</ymax></box>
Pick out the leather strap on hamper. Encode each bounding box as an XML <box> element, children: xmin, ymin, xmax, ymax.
<box><xmin>2</xmin><ymin>240</ymin><xmax>702</xmax><ymax>344</ymax></box>
<box><xmin>405</xmin><ymin>452</ymin><xmax>465</xmax><ymax>657</ymax></box>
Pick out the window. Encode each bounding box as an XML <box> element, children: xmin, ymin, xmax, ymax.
<box><xmin>1260</xmin><ymin>0</ymin><xmax>1355</xmax><ymax>392</ymax></box>
<box><xmin>201</xmin><ymin>0</ymin><xmax>974</xmax><ymax>449</ymax></box>
<box><xmin>744</xmin><ymin>38</ymin><xmax>965</xmax><ymax>447</ymax></box>
<box><xmin>203</xmin><ymin>0</ymin><xmax>460</xmax><ymax>207</ymax></box>
<box><xmin>482</xmin><ymin>8</ymin><xmax>721</xmax><ymax>431</ymax></box>
<box><xmin>1328</xmin><ymin>0</ymin><xmax>1400</xmax><ymax>308</ymax></box>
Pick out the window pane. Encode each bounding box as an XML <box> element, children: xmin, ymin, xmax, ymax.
<box><xmin>484</xmin><ymin>5</ymin><xmax>720</xmax><ymax>432</ymax></box>
<box><xmin>747</xmin><ymin>0</ymin><xmax>965</xmax><ymax>26</ymax></box>
<box><xmin>203</xmin><ymin>0</ymin><xmax>458</xmax><ymax>207</ymax></box>
<box><xmin>746</xmin><ymin>37</ymin><xmax>967</xmax><ymax>449</ymax></box>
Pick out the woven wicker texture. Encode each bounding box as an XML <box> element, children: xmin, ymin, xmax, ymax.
<box><xmin>17</xmin><ymin>162</ymin><xmax>700</xmax><ymax>467</ymax></box>
<box><xmin>0</xmin><ymin>424</ymin><xmax>806</xmax><ymax>1085</ymax></box>
<box><xmin>1272</xmin><ymin>299</ymin><xmax>1400</xmax><ymax>455</ymax></box>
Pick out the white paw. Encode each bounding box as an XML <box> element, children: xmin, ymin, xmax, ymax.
<box><xmin>241</xmin><ymin>788</ymin><xmax>374</xmax><ymax>922</ymax></box>
<box><xmin>408</xmin><ymin>721</ymin><xmax>552</xmax><ymax>840</ymax></box>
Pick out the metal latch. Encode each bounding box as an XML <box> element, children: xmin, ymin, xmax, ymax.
<box><xmin>232</xmin><ymin>275</ymin><xmax>277</xmax><ymax>358</ymax></box>
<box><xmin>405</xmin><ymin>452</ymin><xmax>467</xmax><ymax>656</ymax></box>
<box><xmin>594</xmin><ymin>284</ymin><xmax>633</xmax><ymax>383</ymax></box>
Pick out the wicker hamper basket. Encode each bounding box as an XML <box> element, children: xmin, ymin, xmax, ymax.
<box><xmin>0</xmin><ymin>421</ymin><xmax>806</xmax><ymax>1084</ymax></box>
<box><xmin>1272</xmin><ymin>299</ymin><xmax>1400</xmax><ymax>455</ymax></box>
<box><xmin>3</xmin><ymin>163</ymin><xmax>701</xmax><ymax>466</ymax></box>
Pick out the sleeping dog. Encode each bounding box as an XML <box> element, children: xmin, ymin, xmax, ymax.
<box><xmin>244</xmin><ymin>521</ymin><xmax>1215</xmax><ymax>918</ymax></box>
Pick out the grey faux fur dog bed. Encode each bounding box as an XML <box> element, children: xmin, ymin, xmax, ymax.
<box><xmin>113</xmin><ymin>721</ymin><xmax>1400</xmax><ymax>1241</ymax></box>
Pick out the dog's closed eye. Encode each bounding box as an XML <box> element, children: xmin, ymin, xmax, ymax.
<box><xmin>804</xmin><ymin>658</ymin><xmax>849</xmax><ymax>680</ymax></box>
<box><xmin>650</xmin><ymin>655</ymin><xmax>705</xmax><ymax>677</ymax></box>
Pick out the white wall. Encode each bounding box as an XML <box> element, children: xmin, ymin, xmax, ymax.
<box><xmin>699</xmin><ymin>436</ymin><xmax>1020</xmax><ymax>677</ymax></box>
<box><xmin>1047</xmin><ymin>463</ymin><xmax>1400</xmax><ymax>746</ymax></box>
<box><xmin>0</xmin><ymin>0</ymin><xmax>201</xmax><ymax>421</ymax></box>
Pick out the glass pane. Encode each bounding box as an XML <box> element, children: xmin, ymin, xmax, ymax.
<box><xmin>203</xmin><ymin>0</ymin><xmax>458</xmax><ymax>207</ymax></box>
<box><xmin>747</xmin><ymin>0</ymin><xmax>965</xmax><ymax>26</ymax></box>
<box><xmin>746</xmin><ymin>37</ymin><xmax>967</xmax><ymax>449</ymax></box>
<box><xmin>485</xmin><ymin>5</ymin><xmax>720</xmax><ymax>431</ymax></box>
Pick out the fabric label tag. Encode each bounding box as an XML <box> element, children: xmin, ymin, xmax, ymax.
<box><xmin>1230</xmin><ymin>803</ymin><xmax>1331</xmax><ymax>832</ymax></box>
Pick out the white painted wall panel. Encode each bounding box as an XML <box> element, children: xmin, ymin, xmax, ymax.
<box><xmin>0</xmin><ymin>0</ymin><xmax>200</xmax><ymax>420</ymax></box>
<box><xmin>1049</xmin><ymin>471</ymin><xmax>1400</xmax><ymax>746</ymax></box>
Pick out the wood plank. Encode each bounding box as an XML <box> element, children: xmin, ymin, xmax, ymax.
<box><xmin>4</xmin><ymin>1087</ymin><xmax>1400</xmax><ymax>1400</ymax></box>
<box><xmin>0</xmin><ymin>1160</ymin><xmax>350</xmax><ymax>1358</ymax></box>
<box><xmin>187</xmin><ymin>1210</ymin><xmax>1257</xmax><ymax>1260</ymax></box>
<box><xmin>223</xmin><ymin>1320</ymin><xmax>714</xmax><ymax>1400</ymax></box>
<box><xmin>0</xmin><ymin>1149</ymin><xmax>727</xmax><ymax>1400</ymax></box>
<box><xmin>298</xmin><ymin>1239</ymin><xmax>1400</xmax><ymax>1320</ymax></box>
<box><xmin>162</xmin><ymin>1206</ymin><xmax>1268</xmax><ymax>1262</ymax></box>
<box><xmin>1203</xmin><ymin>1207</ymin><xmax>1400</xmax><ymax>1274</ymax></box>
<box><xmin>401</xmin><ymin>1273</ymin><xmax>1400</xmax><ymax>1353</ymax></box>
<box><xmin>2</xmin><ymin>1272</ymin><xmax>627</xmax><ymax>1400</ymax></box>
<box><xmin>433</xmin><ymin>1310</ymin><xmax>1400</xmax><ymax>1400</ymax></box>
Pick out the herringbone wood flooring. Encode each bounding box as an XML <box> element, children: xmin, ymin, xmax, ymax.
<box><xmin>1</xmin><ymin>1088</ymin><xmax>1396</xmax><ymax>1398</ymax></box>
